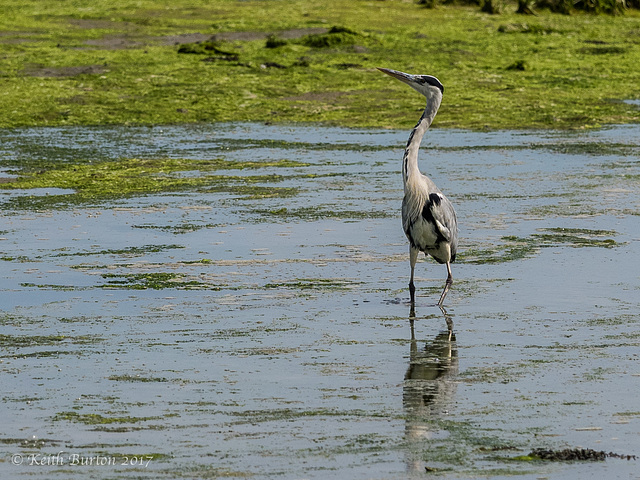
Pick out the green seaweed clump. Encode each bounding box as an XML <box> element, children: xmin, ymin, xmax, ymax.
<box><xmin>263</xmin><ymin>278</ymin><xmax>360</xmax><ymax>290</ymax></box>
<box><xmin>0</xmin><ymin>157</ymin><xmax>305</xmax><ymax>209</ymax></box>
<box><xmin>100</xmin><ymin>272</ymin><xmax>220</xmax><ymax>290</ymax></box>
<box><xmin>265</xmin><ymin>34</ymin><xmax>289</xmax><ymax>49</ymax></box>
<box><xmin>54</xmin><ymin>411</ymin><xmax>160</xmax><ymax>425</ymax></box>
<box><xmin>177</xmin><ymin>39</ymin><xmax>238</xmax><ymax>57</ymax></box>
<box><xmin>108</xmin><ymin>374</ymin><xmax>170</xmax><ymax>382</ymax></box>
<box><xmin>461</xmin><ymin>227</ymin><xmax>622</xmax><ymax>265</ymax></box>
<box><xmin>301</xmin><ymin>26</ymin><xmax>360</xmax><ymax>48</ymax></box>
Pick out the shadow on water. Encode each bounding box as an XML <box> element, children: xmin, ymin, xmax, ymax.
<box><xmin>403</xmin><ymin>305</ymin><xmax>458</xmax><ymax>473</ymax></box>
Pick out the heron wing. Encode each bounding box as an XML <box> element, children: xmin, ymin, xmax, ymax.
<box><xmin>420</xmin><ymin>193</ymin><xmax>458</xmax><ymax>262</ymax></box>
<box><xmin>423</xmin><ymin>193</ymin><xmax>457</xmax><ymax>244</ymax></box>
<box><xmin>402</xmin><ymin>191</ymin><xmax>458</xmax><ymax>258</ymax></box>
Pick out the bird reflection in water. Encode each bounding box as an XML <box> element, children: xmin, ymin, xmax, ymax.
<box><xmin>403</xmin><ymin>305</ymin><xmax>458</xmax><ymax>473</ymax></box>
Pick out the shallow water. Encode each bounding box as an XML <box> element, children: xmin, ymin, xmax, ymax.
<box><xmin>1</xmin><ymin>123</ymin><xmax>639</xmax><ymax>479</ymax></box>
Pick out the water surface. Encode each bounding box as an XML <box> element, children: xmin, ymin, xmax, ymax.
<box><xmin>1</xmin><ymin>124</ymin><xmax>639</xmax><ymax>479</ymax></box>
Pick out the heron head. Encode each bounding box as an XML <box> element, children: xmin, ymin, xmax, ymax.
<box><xmin>377</xmin><ymin>67</ymin><xmax>444</xmax><ymax>99</ymax></box>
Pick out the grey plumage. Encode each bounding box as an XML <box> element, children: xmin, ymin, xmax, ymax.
<box><xmin>378</xmin><ymin>68</ymin><xmax>458</xmax><ymax>305</ymax></box>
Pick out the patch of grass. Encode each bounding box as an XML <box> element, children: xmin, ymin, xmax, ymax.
<box><xmin>1</xmin><ymin>1</ymin><xmax>640</xmax><ymax>130</ymax></box>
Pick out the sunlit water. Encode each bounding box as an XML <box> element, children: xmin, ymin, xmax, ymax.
<box><xmin>1</xmin><ymin>124</ymin><xmax>639</xmax><ymax>479</ymax></box>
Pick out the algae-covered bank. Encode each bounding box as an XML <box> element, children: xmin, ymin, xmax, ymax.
<box><xmin>1</xmin><ymin>123</ymin><xmax>639</xmax><ymax>479</ymax></box>
<box><xmin>1</xmin><ymin>0</ymin><xmax>640</xmax><ymax>130</ymax></box>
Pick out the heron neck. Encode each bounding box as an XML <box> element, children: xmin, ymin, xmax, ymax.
<box><xmin>402</xmin><ymin>98</ymin><xmax>440</xmax><ymax>186</ymax></box>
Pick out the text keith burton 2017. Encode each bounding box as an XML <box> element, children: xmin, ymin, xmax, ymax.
<box><xmin>12</xmin><ymin>452</ymin><xmax>154</xmax><ymax>468</ymax></box>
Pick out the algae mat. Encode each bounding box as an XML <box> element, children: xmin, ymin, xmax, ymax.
<box><xmin>1</xmin><ymin>123</ymin><xmax>639</xmax><ymax>478</ymax></box>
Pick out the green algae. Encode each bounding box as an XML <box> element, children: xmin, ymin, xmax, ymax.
<box><xmin>0</xmin><ymin>334</ymin><xmax>66</xmax><ymax>347</ymax></box>
<box><xmin>257</xmin><ymin>206</ymin><xmax>391</xmax><ymax>221</ymax></box>
<box><xmin>460</xmin><ymin>227</ymin><xmax>622</xmax><ymax>264</ymax></box>
<box><xmin>100</xmin><ymin>272</ymin><xmax>222</xmax><ymax>290</ymax></box>
<box><xmin>299</xmin><ymin>26</ymin><xmax>363</xmax><ymax>48</ymax></box>
<box><xmin>0</xmin><ymin>157</ymin><xmax>307</xmax><ymax>209</ymax></box>
<box><xmin>2</xmin><ymin>1</ymin><xmax>640</xmax><ymax>130</ymax></box>
<box><xmin>19</xmin><ymin>271</ymin><xmax>224</xmax><ymax>291</ymax></box>
<box><xmin>531</xmin><ymin>228</ymin><xmax>619</xmax><ymax>248</ymax></box>
<box><xmin>226</xmin><ymin>407</ymin><xmax>392</xmax><ymax>424</ymax></box>
<box><xmin>0</xmin><ymin>334</ymin><xmax>101</xmax><ymax>348</ymax></box>
<box><xmin>263</xmin><ymin>278</ymin><xmax>361</xmax><ymax>290</ymax></box>
<box><xmin>108</xmin><ymin>374</ymin><xmax>170</xmax><ymax>382</ymax></box>
<box><xmin>460</xmin><ymin>240</ymin><xmax>539</xmax><ymax>265</ymax></box>
<box><xmin>54</xmin><ymin>244</ymin><xmax>185</xmax><ymax>257</ymax></box>
<box><xmin>54</xmin><ymin>411</ymin><xmax>161</xmax><ymax>425</ymax></box>
<box><xmin>172</xmin><ymin>465</ymin><xmax>254</xmax><ymax>478</ymax></box>
<box><xmin>0</xmin><ymin>437</ymin><xmax>61</xmax><ymax>447</ymax></box>
<box><xmin>132</xmin><ymin>223</ymin><xmax>222</xmax><ymax>234</ymax></box>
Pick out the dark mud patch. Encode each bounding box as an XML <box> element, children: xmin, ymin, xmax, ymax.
<box><xmin>85</xmin><ymin>33</ymin><xmax>214</xmax><ymax>49</ymax></box>
<box><xmin>215</xmin><ymin>28</ymin><xmax>327</xmax><ymax>42</ymax></box>
<box><xmin>21</xmin><ymin>64</ymin><xmax>108</xmax><ymax>78</ymax></box>
<box><xmin>83</xmin><ymin>35</ymin><xmax>148</xmax><ymax>50</ymax></box>
<box><xmin>81</xmin><ymin>28</ymin><xmax>328</xmax><ymax>51</ymax></box>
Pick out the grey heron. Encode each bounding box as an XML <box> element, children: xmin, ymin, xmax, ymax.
<box><xmin>378</xmin><ymin>68</ymin><xmax>458</xmax><ymax>306</ymax></box>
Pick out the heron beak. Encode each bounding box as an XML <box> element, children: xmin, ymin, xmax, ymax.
<box><xmin>377</xmin><ymin>67</ymin><xmax>418</xmax><ymax>87</ymax></box>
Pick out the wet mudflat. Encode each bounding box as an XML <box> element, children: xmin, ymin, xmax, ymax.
<box><xmin>1</xmin><ymin>123</ymin><xmax>639</xmax><ymax>479</ymax></box>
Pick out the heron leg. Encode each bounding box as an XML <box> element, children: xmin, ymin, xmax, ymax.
<box><xmin>437</xmin><ymin>262</ymin><xmax>453</xmax><ymax>306</ymax></box>
<box><xmin>409</xmin><ymin>247</ymin><xmax>418</xmax><ymax>304</ymax></box>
